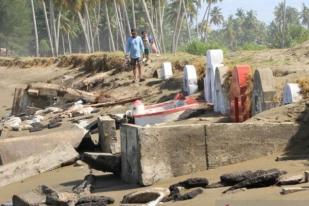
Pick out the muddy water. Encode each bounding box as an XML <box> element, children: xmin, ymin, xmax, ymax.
<box><xmin>1</xmin><ymin>156</ymin><xmax>309</xmax><ymax>205</ymax></box>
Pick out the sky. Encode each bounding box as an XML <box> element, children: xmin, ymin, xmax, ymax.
<box><xmin>200</xmin><ymin>0</ymin><xmax>309</xmax><ymax>25</ymax></box>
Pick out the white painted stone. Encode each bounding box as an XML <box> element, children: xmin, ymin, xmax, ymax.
<box><xmin>205</xmin><ymin>64</ymin><xmax>224</xmax><ymax>103</ymax></box>
<box><xmin>161</xmin><ymin>62</ymin><xmax>173</xmax><ymax>80</ymax></box>
<box><xmin>214</xmin><ymin>66</ymin><xmax>230</xmax><ymax>114</ymax></box>
<box><xmin>206</xmin><ymin>49</ymin><xmax>224</xmax><ymax>68</ymax></box>
<box><xmin>283</xmin><ymin>83</ymin><xmax>302</xmax><ymax>104</ymax></box>
<box><xmin>183</xmin><ymin>65</ymin><xmax>198</xmax><ymax>96</ymax></box>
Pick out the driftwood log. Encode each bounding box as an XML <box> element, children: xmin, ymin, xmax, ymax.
<box><xmin>223</xmin><ymin>169</ymin><xmax>284</xmax><ymax>193</ymax></box>
<box><xmin>28</xmin><ymin>83</ymin><xmax>98</xmax><ymax>103</ymax></box>
<box><xmin>73</xmin><ymin>71</ymin><xmax>113</xmax><ymax>90</ymax></box>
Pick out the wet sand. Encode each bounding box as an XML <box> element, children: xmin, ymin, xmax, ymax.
<box><xmin>1</xmin><ymin>155</ymin><xmax>309</xmax><ymax>205</ymax></box>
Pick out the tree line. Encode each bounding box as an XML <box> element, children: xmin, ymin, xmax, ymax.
<box><xmin>0</xmin><ymin>0</ymin><xmax>308</xmax><ymax>56</ymax></box>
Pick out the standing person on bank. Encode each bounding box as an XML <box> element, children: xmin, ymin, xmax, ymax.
<box><xmin>126</xmin><ymin>29</ymin><xmax>145</xmax><ymax>83</ymax></box>
<box><xmin>141</xmin><ymin>31</ymin><xmax>150</xmax><ymax>64</ymax></box>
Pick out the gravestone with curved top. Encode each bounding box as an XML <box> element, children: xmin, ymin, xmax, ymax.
<box><xmin>229</xmin><ymin>65</ymin><xmax>251</xmax><ymax>122</ymax></box>
<box><xmin>252</xmin><ymin>68</ymin><xmax>277</xmax><ymax>115</ymax></box>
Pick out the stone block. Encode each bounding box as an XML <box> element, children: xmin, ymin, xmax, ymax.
<box><xmin>0</xmin><ymin>126</ymin><xmax>86</xmax><ymax>165</ymax></box>
<box><xmin>98</xmin><ymin>116</ymin><xmax>120</xmax><ymax>154</ymax></box>
<box><xmin>121</xmin><ymin>124</ymin><xmax>140</xmax><ymax>184</ymax></box>
<box><xmin>121</xmin><ymin>124</ymin><xmax>207</xmax><ymax>186</ymax></box>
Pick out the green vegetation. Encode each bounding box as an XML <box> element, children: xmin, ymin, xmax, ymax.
<box><xmin>183</xmin><ymin>40</ymin><xmax>226</xmax><ymax>55</ymax></box>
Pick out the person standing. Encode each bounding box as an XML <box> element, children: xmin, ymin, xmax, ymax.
<box><xmin>141</xmin><ymin>31</ymin><xmax>150</xmax><ymax>64</ymax></box>
<box><xmin>126</xmin><ymin>29</ymin><xmax>145</xmax><ymax>83</ymax></box>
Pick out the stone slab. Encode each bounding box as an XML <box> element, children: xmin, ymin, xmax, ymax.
<box><xmin>0</xmin><ymin>126</ymin><xmax>86</xmax><ymax>165</ymax></box>
<box><xmin>0</xmin><ymin>143</ymin><xmax>79</xmax><ymax>187</ymax></box>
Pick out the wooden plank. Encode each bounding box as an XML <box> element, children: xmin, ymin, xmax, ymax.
<box><xmin>0</xmin><ymin>143</ymin><xmax>79</xmax><ymax>187</ymax></box>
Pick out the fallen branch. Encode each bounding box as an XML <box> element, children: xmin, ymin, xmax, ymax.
<box><xmin>88</xmin><ymin>96</ymin><xmax>144</xmax><ymax>108</ymax></box>
<box><xmin>73</xmin><ymin>71</ymin><xmax>113</xmax><ymax>90</ymax></box>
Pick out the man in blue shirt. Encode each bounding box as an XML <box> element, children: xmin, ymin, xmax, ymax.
<box><xmin>126</xmin><ymin>29</ymin><xmax>144</xmax><ymax>83</ymax></box>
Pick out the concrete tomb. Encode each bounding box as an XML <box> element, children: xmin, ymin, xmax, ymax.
<box><xmin>251</xmin><ymin>68</ymin><xmax>277</xmax><ymax>115</ymax></box>
<box><xmin>121</xmin><ymin>122</ymin><xmax>299</xmax><ymax>186</ymax></box>
<box><xmin>283</xmin><ymin>83</ymin><xmax>302</xmax><ymax>105</ymax></box>
<box><xmin>214</xmin><ymin>66</ymin><xmax>230</xmax><ymax>114</ymax></box>
<box><xmin>229</xmin><ymin>65</ymin><xmax>252</xmax><ymax>122</ymax></box>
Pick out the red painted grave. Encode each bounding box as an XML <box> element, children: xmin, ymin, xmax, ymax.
<box><xmin>229</xmin><ymin>65</ymin><xmax>252</xmax><ymax>122</ymax></box>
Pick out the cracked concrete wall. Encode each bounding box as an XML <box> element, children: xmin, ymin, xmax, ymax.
<box><xmin>205</xmin><ymin>123</ymin><xmax>299</xmax><ymax>169</ymax></box>
<box><xmin>121</xmin><ymin>122</ymin><xmax>300</xmax><ymax>186</ymax></box>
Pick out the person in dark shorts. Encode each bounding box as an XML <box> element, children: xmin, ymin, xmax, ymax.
<box><xmin>126</xmin><ymin>29</ymin><xmax>145</xmax><ymax>83</ymax></box>
<box><xmin>141</xmin><ymin>31</ymin><xmax>150</xmax><ymax>64</ymax></box>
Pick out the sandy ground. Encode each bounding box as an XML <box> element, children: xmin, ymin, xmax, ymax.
<box><xmin>0</xmin><ymin>66</ymin><xmax>69</xmax><ymax>116</ymax></box>
<box><xmin>0</xmin><ymin>155</ymin><xmax>309</xmax><ymax>205</ymax></box>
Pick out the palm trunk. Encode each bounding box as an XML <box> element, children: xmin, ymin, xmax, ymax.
<box><xmin>122</xmin><ymin>0</ymin><xmax>131</xmax><ymax>33</ymax></box>
<box><xmin>141</xmin><ymin>0</ymin><xmax>161</xmax><ymax>54</ymax></box>
<box><xmin>176</xmin><ymin>14</ymin><xmax>185</xmax><ymax>52</ymax></box>
<box><xmin>85</xmin><ymin>2</ymin><xmax>94</xmax><ymax>52</ymax></box>
<box><xmin>282</xmin><ymin>0</ymin><xmax>287</xmax><ymax>48</ymax></box>
<box><xmin>113</xmin><ymin>0</ymin><xmax>125</xmax><ymax>52</ymax></box>
<box><xmin>78</xmin><ymin>11</ymin><xmax>91</xmax><ymax>52</ymax></box>
<box><xmin>61</xmin><ymin>34</ymin><xmax>65</xmax><ymax>54</ymax></box>
<box><xmin>196</xmin><ymin>6</ymin><xmax>199</xmax><ymax>38</ymax></box>
<box><xmin>204</xmin><ymin>1</ymin><xmax>213</xmax><ymax>41</ymax></box>
<box><xmin>182</xmin><ymin>0</ymin><xmax>192</xmax><ymax>42</ymax></box>
<box><xmin>93</xmin><ymin>2</ymin><xmax>101</xmax><ymax>51</ymax></box>
<box><xmin>42</xmin><ymin>0</ymin><xmax>54</xmax><ymax>56</ymax></box>
<box><xmin>131</xmin><ymin>0</ymin><xmax>136</xmax><ymax>29</ymax></box>
<box><xmin>172</xmin><ymin>0</ymin><xmax>182</xmax><ymax>52</ymax></box>
<box><xmin>30</xmin><ymin>0</ymin><xmax>39</xmax><ymax>57</ymax></box>
<box><xmin>67</xmin><ymin>33</ymin><xmax>72</xmax><ymax>54</ymax></box>
<box><xmin>49</xmin><ymin>0</ymin><xmax>57</xmax><ymax>55</ymax></box>
<box><xmin>158</xmin><ymin>0</ymin><xmax>164</xmax><ymax>53</ymax></box>
<box><xmin>55</xmin><ymin>10</ymin><xmax>61</xmax><ymax>56</ymax></box>
<box><xmin>104</xmin><ymin>1</ymin><xmax>115</xmax><ymax>51</ymax></box>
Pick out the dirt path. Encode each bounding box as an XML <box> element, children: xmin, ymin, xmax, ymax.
<box><xmin>1</xmin><ymin>155</ymin><xmax>309</xmax><ymax>205</ymax></box>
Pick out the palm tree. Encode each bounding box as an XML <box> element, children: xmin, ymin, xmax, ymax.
<box><xmin>30</xmin><ymin>0</ymin><xmax>39</xmax><ymax>56</ymax></box>
<box><xmin>201</xmin><ymin>0</ymin><xmax>223</xmax><ymax>40</ymax></box>
<box><xmin>41</xmin><ymin>0</ymin><xmax>54</xmax><ymax>56</ymax></box>
<box><xmin>210</xmin><ymin>6</ymin><xmax>224</xmax><ymax>26</ymax></box>
<box><xmin>301</xmin><ymin>3</ymin><xmax>309</xmax><ymax>29</ymax></box>
<box><xmin>104</xmin><ymin>0</ymin><xmax>115</xmax><ymax>51</ymax></box>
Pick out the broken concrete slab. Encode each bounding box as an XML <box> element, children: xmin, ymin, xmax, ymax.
<box><xmin>12</xmin><ymin>192</ymin><xmax>46</xmax><ymax>206</ymax></box>
<box><xmin>81</xmin><ymin>152</ymin><xmax>121</xmax><ymax>175</ymax></box>
<box><xmin>0</xmin><ymin>143</ymin><xmax>79</xmax><ymax>187</ymax></box>
<box><xmin>98</xmin><ymin>116</ymin><xmax>120</xmax><ymax>154</ymax></box>
<box><xmin>0</xmin><ymin>125</ymin><xmax>86</xmax><ymax>165</ymax></box>
<box><xmin>278</xmin><ymin>174</ymin><xmax>304</xmax><ymax>185</ymax></box>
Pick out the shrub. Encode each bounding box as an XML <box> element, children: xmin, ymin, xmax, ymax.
<box><xmin>241</xmin><ymin>43</ymin><xmax>267</xmax><ymax>51</ymax></box>
<box><xmin>183</xmin><ymin>40</ymin><xmax>226</xmax><ymax>55</ymax></box>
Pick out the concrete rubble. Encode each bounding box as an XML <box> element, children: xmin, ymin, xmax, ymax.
<box><xmin>0</xmin><ymin>143</ymin><xmax>78</xmax><ymax>187</ymax></box>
